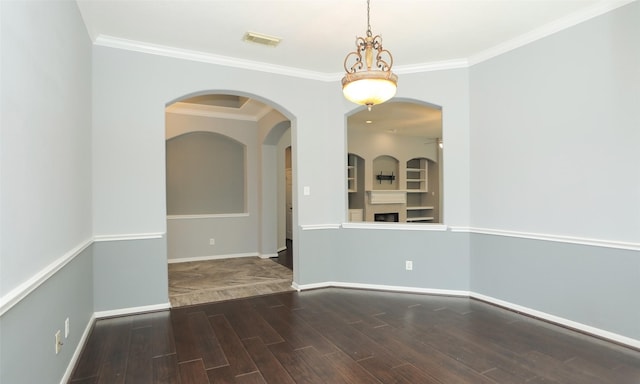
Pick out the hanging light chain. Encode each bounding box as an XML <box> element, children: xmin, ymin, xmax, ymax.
<box><xmin>341</xmin><ymin>0</ymin><xmax>398</xmax><ymax>108</ymax></box>
<box><xmin>366</xmin><ymin>0</ymin><xmax>372</xmax><ymax>37</ymax></box>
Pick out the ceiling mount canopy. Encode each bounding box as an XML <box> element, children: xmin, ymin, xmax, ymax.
<box><xmin>342</xmin><ymin>0</ymin><xmax>398</xmax><ymax>111</ymax></box>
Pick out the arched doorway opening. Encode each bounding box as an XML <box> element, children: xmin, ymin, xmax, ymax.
<box><xmin>346</xmin><ymin>99</ymin><xmax>443</xmax><ymax>224</ymax></box>
<box><xmin>164</xmin><ymin>92</ymin><xmax>295</xmax><ymax>306</ymax></box>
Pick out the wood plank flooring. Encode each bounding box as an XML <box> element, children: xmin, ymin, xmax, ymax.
<box><xmin>69</xmin><ymin>288</ymin><xmax>640</xmax><ymax>383</ymax></box>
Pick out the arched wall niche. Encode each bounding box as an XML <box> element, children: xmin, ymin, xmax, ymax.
<box><xmin>345</xmin><ymin>98</ymin><xmax>443</xmax><ymax>224</ymax></box>
<box><xmin>164</xmin><ymin>90</ymin><xmax>296</xmax><ymax>263</ymax></box>
<box><xmin>166</xmin><ymin>131</ymin><xmax>246</xmax><ymax>215</ymax></box>
<box><xmin>373</xmin><ymin>155</ymin><xmax>400</xmax><ymax>191</ymax></box>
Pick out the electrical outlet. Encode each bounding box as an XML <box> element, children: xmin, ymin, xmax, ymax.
<box><xmin>65</xmin><ymin>318</ymin><xmax>70</xmax><ymax>338</ymax></box>
<box><xmin>405</xmin><ymin>260</ymin><xmax>413</xmax><ymax>270</ymax></box>
<box><xmin>55</xmin><ymin>330</ymin><xmax>63</xmax><ymax>354</ymax></box>
<box><xmin>209</xmin><ymin>238</ymin><xmax>215</xmax><ymax>245</ymax></box>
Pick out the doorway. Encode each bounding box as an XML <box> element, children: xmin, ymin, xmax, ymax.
<box><xmin>164</xmin><ymin>93</ymin><xmax>295</xmax><ymax>306</ymax></box>
<box><xmin>275</xmin><ymin>146</ymin><xmax>293</xmax><ymax>269</ymax></box>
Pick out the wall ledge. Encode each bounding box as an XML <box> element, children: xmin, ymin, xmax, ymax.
<box><xmin>449</xmin><ymin>226</ymin><xmax>640</xmax><ymax>251</ymax></box>
<box><xmin>167</xmin><ymin>213</ymin><xmax>249</xmax><ymax>220</ymax></box>
<box><xmin>300</xmin><ymin>224</ymin><xmax>341</xmax><ymax>230</ymax></box>
<box><xmin>342</xmin><ymin>222</ymin><xmax>447</xmax><ymax>231</ymax></box>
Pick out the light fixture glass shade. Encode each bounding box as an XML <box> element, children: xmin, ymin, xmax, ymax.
<box><xmin>342</xmin><ymin>0</ymin><xmax>397</xmax><ymax>109</ymax></box>
<box><xmin>342</xmin><ymin>71</ymin><xmax>398</xmax><ymax>106</ymax></box>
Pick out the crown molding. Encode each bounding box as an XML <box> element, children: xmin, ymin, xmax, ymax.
<box><xmin>468</xmin><ymin>0</ymin><xmax>637</xmax><ymax>65</ymax></box>
<box><xmin>94</xmin><ymin>2</ymin><xmax>635</xmax><ymax>80</ymax></box>
<box><xmin>395</xmin><ymin>59</ymin><xmax>470</xmax><ymax>74</ymax></box>
<box><xmin>94</xmin><ymin>35</ymin><xmax>336</xmax><ymax>82</ymax></box>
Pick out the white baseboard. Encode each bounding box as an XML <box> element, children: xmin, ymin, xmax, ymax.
<box><xmin>294</xmin><ymin>281</ymin><xmax>468</xmax><ymax>297</ymax></box>
<box><xmin>260</xmin><ymin>253</ymin><xmax>278</xmax><ymax>259</ymax></box>
<box><xmin>62</xmin><ymin>302</ymin><xmax>170</xmax><ymax>383</ymax></box>
<box><xmin>61</xmin><ymin>313</ymin><xmax>96</xmax><ymax>384</ymax></box>
<box><xmin>94</xmin><ymin>302</ymin><xmax>171</xmax><ymax>319</ymax></box>
<box><xmin>167</xmin><ymin>252</ymin><xmax>258</xmax><ymax>264</ymax></box>
<box><xmin>293</xmin><ymin>281</ymin><xmax>640</xmax><ymax>350</ymax></box>
<box><xmin>470</xmin><ymin>292</ymin><xmax>640</xmax><ymax>350</ymax></box>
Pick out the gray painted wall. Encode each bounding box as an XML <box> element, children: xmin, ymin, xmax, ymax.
<box><xmin>90</xmin><ymin>41</ymin><xmax>472</xmax><ymax>316</ymax></box>
<box><xmin>258</xmin><ymin>110</ymin><xmax>291</xmax><ymax>256</ymax></box>
<box><xmin>89</xmin><ymin>42</ymin><xmax>470</xmax><ymax>291</ymax></box>
<box><xmin>469</xmin><ymin>1</ymin><xmax>640</xmax><ymax>242</ymax></box>
<box><xmin>2</xmin><ymin>4</ymin><xmax>639</xmax><ymax>384</ymax></box>
<box><xmin>1</xmin><ymin>0</ymin><xmax>92</xmax><ymax>293</ymax></box>
<box><xmin>0</xmin><ymin>248</ymin><xmax>94</xmax><ymax>384</ymax></box>
<box><xmin>297</xmin><ymin>228</ymin><xmax>470</xmax><ymax>291</ymax></box>
<box><xmin>166</xmin><ymin>131</ymin><xmax>245</xmax><ymax>215</ymax></box>
<box><xmin>165</xmin><ymin>110</ymin><xmax>286</xmax><ymax>261</ymax></box>
<box><xmin>468</xmin><ymin>1</ymin><xmax>640</xmax><ymax>339</ymax></box>
<box><xmin>470</xmin><ymin>234</ymin><xmax>640</xmax><ymax>339</ymax></box>
<box><xmin>93</xmin><ymin>237</ymin><xmax>168</xmax><ymax>312</ymax></box>
<box><xmin>0</xmin><ymin>1</ymin><xmax>94</xmax><ymax>383</ymax></box>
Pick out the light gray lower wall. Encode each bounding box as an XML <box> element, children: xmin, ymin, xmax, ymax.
<box><xmin>470</xmin><ymin>233</ymin><xmax>640</xmax><ymax>340</ymax></box>
<box><xmin>0</xmin><ymin>246</ymin><xmax>94</xmax><ymax>384</ymax></box>
<box><xmin>297</xmin><ymin>227</ymin><xmax>470</xmax><ymax>291</ymax></box>
<box><xmin>296</xmin><ymin>228</ymin><xmax>340</xmax><ymax>285</ymax></box>
<box><xmin>167</xmin><ymin>216</ymin><xmax>258</xmax><ymax>261</ymax></box>
<box><xmin>93</xmin><ymin>237</ymin><xmax>169</xmax><ymax>312</ymax></box>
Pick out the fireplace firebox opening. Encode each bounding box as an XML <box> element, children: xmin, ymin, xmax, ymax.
<box><xmin>374</xmin><ymin>212</ymin><xmax>399</xmax><ymax>222</ymax></box>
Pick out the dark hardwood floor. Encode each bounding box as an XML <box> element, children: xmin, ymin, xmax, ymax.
<box><xmin>273</xmin><ymin>239</ymin><xmax>293</xmax><ymax>270</ymax></box>
<box><xmin>69</xmin><ymin>288</ymin><xmax>640</xmax><ymax>383</ymax></box>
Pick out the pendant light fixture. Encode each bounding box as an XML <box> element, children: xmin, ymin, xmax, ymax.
<box><xmin>342</xmin><ymin>0</ymin><xmax>398</xmax><ymax>110</ymax></box>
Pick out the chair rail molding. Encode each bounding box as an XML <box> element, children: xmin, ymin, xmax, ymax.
<box><xmin>449</xmin><ymin>226</ymin><xmax>640</xmax><ymax>251</ymax></box>
<box><xmin>0</xmin><ymin>238</ymin><xmax>93</xmax><ymax>316</ymax></box>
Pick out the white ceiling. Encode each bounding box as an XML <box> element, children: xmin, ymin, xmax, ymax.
<box><xmin>76</xmin><ymin>0</ymin><xmax>628</xmax><ymax>75</ymax></box>
<box><xmin>79</xmin><ymin>0</ymin><xmax>629</xmax><ymax>136</ymax></box>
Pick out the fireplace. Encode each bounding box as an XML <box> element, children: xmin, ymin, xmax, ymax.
<box><xmin>374</xmin><ymin>212</ymin><xmax>399</xmax><ymax>222</ymax></box>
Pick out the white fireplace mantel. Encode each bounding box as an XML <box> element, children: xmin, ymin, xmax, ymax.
<box><xmin>367</xmin><ymin>190</ymin><xmax>406</xmax><ymax>205</ymax></box>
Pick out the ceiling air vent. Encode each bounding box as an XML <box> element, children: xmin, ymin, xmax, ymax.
<box><xmin>243</xmin><ymin>31</ymin><xmax>281</xmax><ymax>47</ymax></box>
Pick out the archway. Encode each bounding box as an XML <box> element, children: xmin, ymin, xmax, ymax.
<box><xmin>164</xmin><ymin>92</ymin><xmax>295</xmax><ymax>306</ymax></box>
<box><xmin>346</xmin><ymin>99</ymin><xmax>443</xmax><ymax>224</ymax></box>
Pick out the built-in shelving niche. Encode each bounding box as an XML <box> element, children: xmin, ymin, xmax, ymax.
<box><xmin>347</xmin><ymin>153</ymin><xmax>365</xmax><ymax>221</ymax></box>
<box><xmin>406</xmin><ymin>157</ymin><xmax>436</xmax><ymax>222</ymax></box>
<box><xmin>347</xmin><ymin>155</ymin><xmax>440</xmax><ymax>223</ymax></box>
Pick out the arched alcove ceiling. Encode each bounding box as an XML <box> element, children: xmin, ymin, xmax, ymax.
<box><xmin>168</xmin><ymin>130</ymin><xmax>246</xmax><ymax>147</ymax></box>
<box><xmin>166</xmin><ymin>93</ymin><xmax>276</xmax><ymax>122</ymax></box>
<box><xmin>263</xmin><ymin>120</ymin><xmax>291</xmax><ymax>146</ymax></box>
<box><xmin>167</xmin><ymin>94</ymin><xmax>435</xmax><ymax>142</ymax></box>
